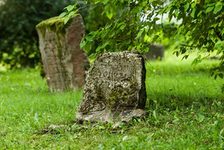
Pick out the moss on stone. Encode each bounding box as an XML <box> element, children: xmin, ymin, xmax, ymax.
<box><xmin>36</xmin><ymin>16</ymin><xmax>66</xmax><ymax>34</ymax></box>
<box><xmin>36</xmin><ymin>16</ymin><xmax>68</xmax><ymax>58</ymax></box>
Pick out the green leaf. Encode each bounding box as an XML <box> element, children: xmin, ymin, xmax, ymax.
<box><xmin>102</xmin><ymin>0</ymin><xmax>110</xmax><ymax>5</ymax></box>
<box><xmin>184</xmin><ymin>3</ymin><xmax>190</xmax><ymax>11</ymax></box>
<box><xmin>106</xmin><ymin>11</ymin><xmax>113</xmax><ymax>19</ymax></box>
<box><xmin>80</xmin><ymin>39</ymin><xmax>86</xmax><ymax>49</ymax></box>
<box><xmin>192</xmin><ymin>55</ymin><xmax>202</xmax><ymax>65</ymax></box>
<box><xmin>63</xmin><ymin>16</ymin><xmax>70</xmax><ymax>24</ymax></box>
<box><xmin>180</xmin><ymin>46</ymin><xmax>187</xmax><ymax>54</ymax></box>
<box><xmin>206</xmin><ymin>6</ymin><xmax>214</xmax><ymax>13</ymax></box>
<box><xmin>219</xmin><ymin>73</ymin><xmax>224</xmax><ymax>78</ymax></box>
<box><xmin>153</xmin><ymin>17</ymin><xmax>160</xmax><ymax>22</ymax></box>
<box><xmin>215</xmin><ymin>41</ymin><xmax>224</xmax><ymax>53</ymax></box>
<box><xmin>65</xmin><ymin>5</ymin><xmax>75</xmax><ymax>12</ymax></box>
<box><xmin>173</xmin><ymin>51</ymin><xmax>179</xmax><ymax>57</ymax></box>
<box><xmin>119</xmin><ymin>23</ymin><xmax>126</xmax><ymax>31</ymax></box>
<box><xmin>168</xmin><ymin>7</ymin><xmax>175</xmax><ymax>21</ymax></box>
<box><xmin>190</xmin><ymin>8</ymin><xmax>196</xmax><ymax>18</ymax></box>
<box><xmin>136</xmin><ymin>29</ymin><xmax>144</xmax><ymax>39</ymax></box>
<box><xmin>182</xmin><ymin>55</ymin><xmax>189</xmax><ymax>60</ymax></box>
<box><xmin>68</xmin><ymin>10</ymin><xmax>78</xmax><ymax>18</ymax></box>
<box><xmin>59</xmin><ymin>12</ymin><xmax>67</xmax><ymax>18</ymax></box>
<box><xmin>144</xmin><ymin>34</ymin><xmax>151</xmax><ymax>43</ymax></box>
<box><xmin>116</xmin><ymin>22</ymin><xmax>126</xmax><ymax>31</ymax></box>
<box><xmin>214</xmin><ymin>2</ymin><xmax>223</xmax><ymax>14</ymax></box>
<box><xmin>152</xmin><ymin>34</ymin><xmax>159</xmax><ymax>41</ymax></box>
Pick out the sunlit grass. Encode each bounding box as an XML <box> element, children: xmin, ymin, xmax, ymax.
<box><xmin>146</xmin><ymin>53</ymin><xmax>223</xmax><ymax>109</ymax></box>
<box><xmin>0</xmin><ymin>53</ymin><xmax>224</xmax><ymax>149</ymax></box>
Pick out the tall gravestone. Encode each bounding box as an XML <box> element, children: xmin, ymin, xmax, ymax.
<box><xmin>76</xmin><ymin>51</ymin><xmax>147</xmax><ymax>123</ymax></box>
<box><xmin>36</xmin><ymin>15</ymin><xmax>89</xmax><ymax>91</ymax></box>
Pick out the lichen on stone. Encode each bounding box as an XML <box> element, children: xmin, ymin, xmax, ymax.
<box><xmin>76</xmin><ymin>51</ymin><xmax>147</xmax><ymax>124</ymax></box>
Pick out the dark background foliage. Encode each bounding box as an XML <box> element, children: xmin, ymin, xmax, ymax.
<box><xmin>0</xmin><ymin>0</ymin><xmax>73</xmax><ymax>68</ymax></box>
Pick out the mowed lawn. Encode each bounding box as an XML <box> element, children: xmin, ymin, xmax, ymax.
<box><xmin>0</xmin><ymin>53</ymin><xmax>224</xmax><ymax>149</ymax></box>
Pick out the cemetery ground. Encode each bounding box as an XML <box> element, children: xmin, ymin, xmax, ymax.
<box><xmin>0</xmin><ymin>52</ymin><xmax>224</xmax><ymax>149</ymax></box>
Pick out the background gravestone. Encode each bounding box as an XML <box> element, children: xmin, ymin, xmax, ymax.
<box><xmin>76</xmin><ymin>51</ymin><xmax>146</xmax><ymax>123</ymax></box>
<box><xmin>144</xmin><ymin>44</ymin><xmax>164</xmax><ymax>60</ymax></box>
<box><xmin>36</xmin><ymin>15</ymin><xmax>89</xmax><ymax>91</ymax></box>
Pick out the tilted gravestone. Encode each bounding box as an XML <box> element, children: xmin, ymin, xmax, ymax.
<box><xmin>36</xmin><ymin>15</ymin><xmax>89</xmax><ymax>91</ymax></box>
<box><xmin>76</xmin><ymin>51</ymin><xmax>147</xmax><ymax>123</ymax></box>
<box><xmin>144</xmin><ymin>44</ymin><xmax>164</xmax><ymax>60</ymax></box>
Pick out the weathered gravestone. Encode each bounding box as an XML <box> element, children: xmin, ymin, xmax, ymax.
<box><xmin>144</xmin><ymin>44</ymin><xmax>164</xmax><ymax>60</ymax></box>
<box><xmin>76</xmin><ymin>51</ymin><xmax>147</xmax><ymax>123</ymax></box>
<box><xmin>36</xmin><ymin>15</ymin><xmax>89</xmax><ymax>91</ymax></box>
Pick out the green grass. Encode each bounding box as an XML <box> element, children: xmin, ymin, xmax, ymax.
<box><xmin>0</xmin><ymin>54</ymin><xmax>224</xmax><ymax>149</ymax></box>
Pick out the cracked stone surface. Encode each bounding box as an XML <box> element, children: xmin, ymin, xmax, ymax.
<box><xmin>76</xmin><ymin>51</ymin><xmax>147</xmax><ymax>123</ymax></box>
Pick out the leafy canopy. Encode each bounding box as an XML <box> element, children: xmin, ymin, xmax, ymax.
<box><xmin>75</xmin><ymin>0</ymin><xmax>223</xmax><ymax>76</ymax></box>
<box><xmin>164</xmin><ymin>0</ymin><xmax>224</xmax><ymax>78</ymax></box>
<box><xmin>80</xmin><ymin>0</ymin><xmax>166</xmax><ymax>56</ymax></box>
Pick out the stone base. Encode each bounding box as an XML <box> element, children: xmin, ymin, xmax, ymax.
<box><xmin>76</xmin><ymin>108</ymin><xmax>146</xmax><ymax>124</ymax></box>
